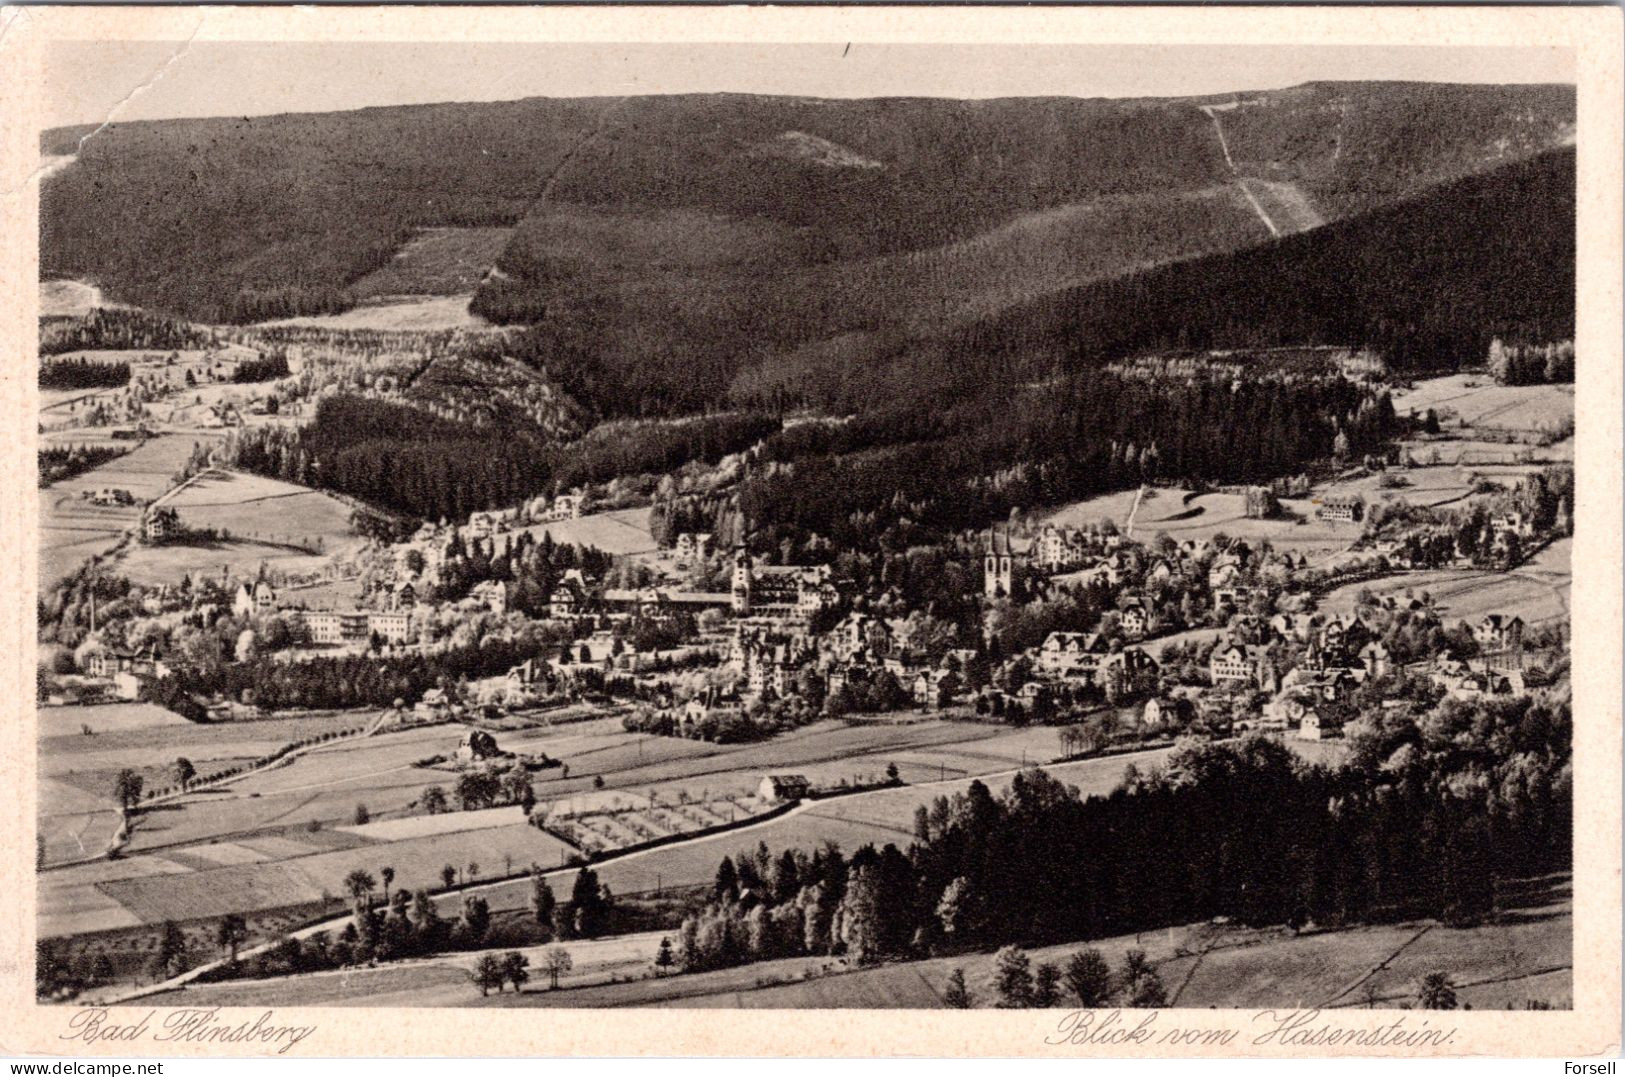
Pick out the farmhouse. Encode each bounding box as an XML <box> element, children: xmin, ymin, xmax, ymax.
<box><xmin>471</xmin><ymin>580</ymin><xmax>509</xmax><ymax>616</ymax></box>
<box><xmin>675</xmin><ymin>532</ymin><xmax>714</xmax><ymax>560</ymax></box>
<box><xmin>1296</xmin><ymin>708</ymin><xmax>1341</xmax><ymax>741</ymax></box>
<box><xmin>1208</xmin><ymin>642</ymin><xmax>1275</xmax><ymax>689</ymax></box>
<box><xmin>758</xmin><ymin>774</ymin><xmax>811</xmax><ymax>803</ymax></box>
<box><xmin>89</xmin><ymin>488</ymin><xmax>134</xmax><ymax>507</ymax></box>
<box><xmin>549</xmin><ymin>579</ymin><xmax>588</xmax><ymax>620</ymax></box>
<box><xmin>912</xmin><ymin>668</ymin><xmax>961</xmax><ymax>709</ymax></box>
<box><xmin>1038</xmin><ymin>631</ymin><xmax>1109</xmax><ymax>675</ymax></box>
<box><xmin>1119</xmin><ymin>602</ymin><xmax>1149</xmax><ymax>640</ymax></box>
<box><xmin>233</xmin><ymin>580</ymin><xmax>278</xmax><ymax>618</ymax></box>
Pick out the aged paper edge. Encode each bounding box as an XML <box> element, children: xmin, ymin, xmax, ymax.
<box><xmin>0</xmin><ymin>3</ymin><xmax>1618</xmax><ymax>1059</ymax></box>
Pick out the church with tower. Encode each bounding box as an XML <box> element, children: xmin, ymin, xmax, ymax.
<box><xmin>983</xmin><ymin>530</ymin><xmax>1025</xmax><ymax>599</ymax></box>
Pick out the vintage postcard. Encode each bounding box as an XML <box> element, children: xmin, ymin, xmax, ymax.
<box><xmin>0</xmin><ymin>3</ymin><xmax>1619</xmax><ymax>1060</ymax></box>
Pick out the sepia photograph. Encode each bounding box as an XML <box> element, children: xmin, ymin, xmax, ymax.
<box><xmin>2</xmin><ymin>3</ymin><xmax>1620</xmax><ymax>1060</ymax></box>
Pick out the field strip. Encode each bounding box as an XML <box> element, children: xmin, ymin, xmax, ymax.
<box><xmin>799</xmin><ymin>807</ymin><xmax>916</xmax><ymax>840</ymax></box>
<box><xmin>170</xmin><ymin>489</ymin><xmax>324</xmax><ymax>509</ymax></box>
<box><xmin>1316</xmin><ymin>924</ymin><xmax>1433</xmax><ymax>1008</ymax></box>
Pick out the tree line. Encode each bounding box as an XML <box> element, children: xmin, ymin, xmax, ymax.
<box><xmin>39</xmin><ymin>307</ymin><xmax>209</xmax><ymax>355</ymax></box>
<box><xmin>39</xmin><ymin>357</ymin><xmax>130</xmax><ymax>390</ymax></box>
<box><xmin>672</xmin><ymin>697</ymin><xmax>1569</xmax><ymax>976</ymax></box>
<box><xmin>225</xmin><ymin>392</ymin><xmax>778</xmax><ymax>523</ymax></box>
<box><xmin>738</xmin><ymin>369</ymin><xmax>1397</xmax><ymax>558</ymax></box>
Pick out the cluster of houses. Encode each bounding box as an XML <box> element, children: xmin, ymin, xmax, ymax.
<box><xmin>1367</xmin><ymin>507</ymin><xmax>1539</xmax><ymax>570</ymax></box>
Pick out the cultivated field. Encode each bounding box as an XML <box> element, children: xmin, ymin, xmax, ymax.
<box><xmin>38</xmin><ymin>713</ymin><xmax>1134</xmax><ymax>941</ymax></box>
<box><xmin>38</xmin><ymin>709</ymin><xmax>372</xmax><ymax>874</ymax></box>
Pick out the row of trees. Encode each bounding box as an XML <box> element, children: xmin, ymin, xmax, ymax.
<box><xmin>231</xmin><ymin>351</ymin><xmax>292</xmax><ymax>383</ymax></box>
<box><xmin>163</xmin><ymin>631</ymin><xmax>569</xmax><ymax>712</ymax></box>
<box><xmin>38</xmin><ymin>307</ymin><xmax>208</xmax><ymax>355</ymax></box>
<box><xmin>39</xmin><ymin>443</ymin><xmax>126</xmax><ymax>486</ymax></box>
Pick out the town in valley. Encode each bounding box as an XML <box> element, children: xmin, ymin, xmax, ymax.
<box><xmin>35</xmin><ymin>69</ymin><xmax>1576</xmax><ymax>1012</ymax></box>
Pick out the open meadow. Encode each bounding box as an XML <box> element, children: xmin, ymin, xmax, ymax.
<box><xmin>1318</xmin><ymin>537</ymin><xmax>1570</xmax><ymax>627</ymax></box>
<box><xmin>38</xmin><ymin>433</ymin><xmax>222</xmax><ymax>589</ymax></box>
<box><xmin>350</xmin><ymin>226</ymin><xmax>513</xmax><ymax>299</ymax></box>
<box><xmin>1393</xmin><ymin>375</ymin><xmax>1574</xmax><ymax>438</ymax></box>
<box><xmin>520</xmin><ymin>506</ymin><xmax>659</xmax><ymax>557</ymax></box>
<box><xmin>259</xmin><ymin>295</ymin><xmax>494</xmax><ymax>332</ymax></box>
<box><xmin>105</xmin><ymin>469</ymin><xmax>363</xmax><ymax>588</ymax></box>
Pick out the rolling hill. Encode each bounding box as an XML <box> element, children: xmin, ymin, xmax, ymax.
<box><xmin>43</xmin><ymin>86</ymin><xmax>1569</xmax><ymax>313</ymax></box>
<box><xmin>727</xmin><ymin>146</ymin><xmax>1576</xmax><ymax>415</ymax></box>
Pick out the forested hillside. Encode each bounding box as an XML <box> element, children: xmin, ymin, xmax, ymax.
<box><xmin>42</xmin><ymin>82</ymin><xmax>1572</xmax><ymax>355</ymax></box>
<box><xmin>729</xmin><ymin>147</ymin><xmax>1576</xmax><ymax>415</ymax></box>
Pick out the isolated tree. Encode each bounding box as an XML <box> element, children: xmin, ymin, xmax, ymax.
<box><xmin>993</xmin><ymin>945</ymin><xmax>1034</xmax><ymax>1008</ymax></box>
<box><xmin>532</xmin><ymin>874</ymin><xmax>556</xmax><ymax>933</ymax></box>
<box><xmin>216</xmin><ymin>913</ymin><xmax>247</xmax><ymax>964</ymax></box>
<box><xmin>943</xmin><ymin>967</ymin><xmax>972</xmax><ymax>1009</ymax></box>
<box><xmin>654</xmin><ymin>937</ymin><xmax>675</xmax><ymax>977</ymax></box>
<box><xmin>172</xmin><ymin>757</ymin><xmax>196</xmax><ymax>787</ymax></box>
<box><xmin>379</xmin><ymin>866</ymin><xmax>395</xmax><ymax>908</ymax></box>
<box><xmin>473</xmin><ymin>953</ymin><xmax>505</xmax><ymax>996</ymax></box>
<box><xmin>410</xmin><ymin>888</ymin><xmax>439</xmax><ymax>930</ymax></box>
<box><xmin>460</xmin><ymin>896</ymin><xmax>491</xmax><ymax>943</ymax></box>
<box><xmin>1417</xmin><ymin>972</ymin><xmax>1459</xmax><ymax>1010</ymax></box>
<box><xmin>422</xmin><ymin>786</ymin><xmax>449</xmax><ymax>814</ymax></box>
<box><xmin>936</xmin><ymin>876</ymin><xmax>980</xmax><ymax>941</ymax></box>
<box><xmin>343</xmin><ymin>869</ymin><xmax>376</xmax><ymax>916</ymax></box>
<box><xmin>157</xmin><ymin>920</ymin><xmax>187</xmax><ymax>977</ymax></box>
<box><xmin>113</xmin><ymin>768</ymin><xmax>144</xmax><ymax>811</ymax></box>
<box><xmin>1033</xmin><ymin>962</ymin><xmax>1061</xmax><ymax>1008</ymax></box>
<box><xmin>501</xmin><ymin>951</ymin><xmax>531</xmax><ymax>993</ymax></box>
<box><xmin>1129</xmin><ymin>969</ymin><xmax>1169</xmax><ymax>1008</ymax></box>
<box><xmin>1064</xmin><ymin>949</ymin><xmax>1114</xmax><ymax>1007</ymax></box>
<box><xmin>714</xmin><ymin>856</ymin><xmax>739</xmax><ymax>900</ymax></box>
<box><xmin>353</xmin><ymin>803</ymin><xmax>370</xmax><ymax>825</ymax></box>
<box><xmin>441</xmin><ymin>864</ymin><xmax>457</xmax><ymax>890</ymax></box>
<box><xmin>544</xmin><ymin>946</ymin><xmax>574</xmax><ymax>990</ymax></box>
